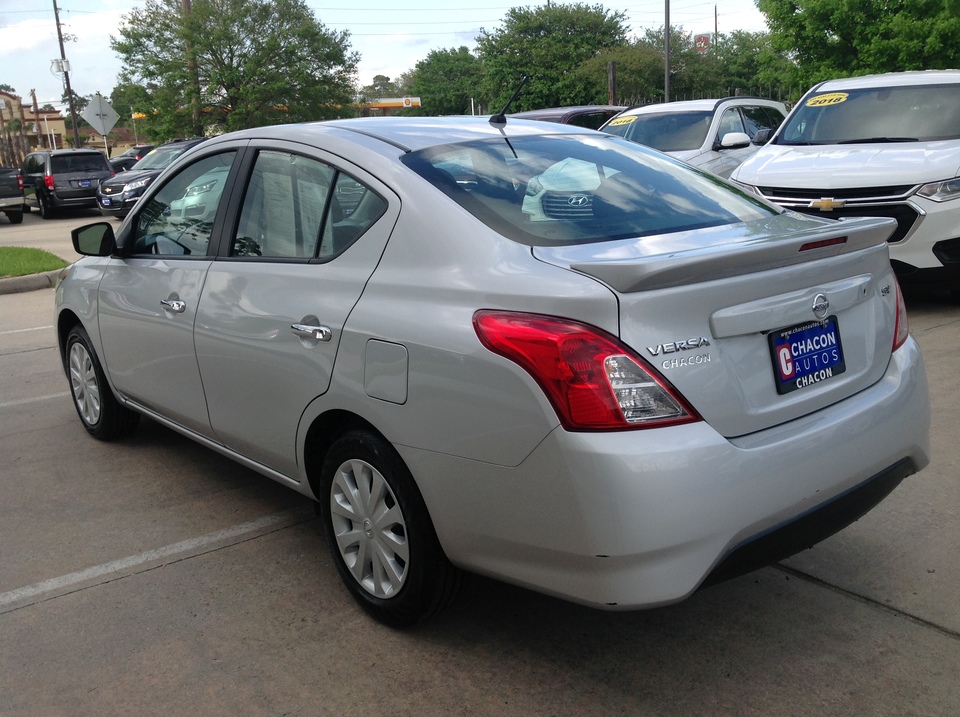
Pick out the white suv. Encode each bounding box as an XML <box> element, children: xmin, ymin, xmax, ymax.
<box><xmin>731</xmin><ymin>70</ymin><xmax>960</xmax><ymax>288</ymax></box>
<box><xmin>600</xmin><ymin>97</ymin><xmax>787</xmax><ymax>178</ymax></box>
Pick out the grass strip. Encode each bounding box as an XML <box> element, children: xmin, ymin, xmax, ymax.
<box><xmin>0</xmin><ymin>247</ymin><xmax>69</xmax><ymax>278</ymax></box>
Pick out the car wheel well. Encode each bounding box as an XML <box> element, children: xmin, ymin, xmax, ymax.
<box><xmin>56</xmin><ymin>310</ymin><xmax>83</xmax><ymax>368</ymax></box>
<box><xmin>303</xmin><ymin>410</ymin><xmax>386</xmax><ymax>497</ymax></box>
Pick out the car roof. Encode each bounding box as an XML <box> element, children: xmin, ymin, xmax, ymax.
<box><xmin>216</xmin><ymin>116</ymin><xmax>601</xmax><ymax>155</ymax></box>
<box><xmin>509</xmin><ymin>105</ymin><xmax>626</xmax><ymax>120</ymax></box>
<box><xmin>618</xmin><ymin>97</ymin><xmax>786</xmax><ymax>116</ymax></box>
<box><xmin>34</xmin><ymin>148</ymin><xmax>105</xmax><ymax>155</ymax></box>
<box><xmin>813</xmin><ymin>69</ymin><xmax>960</xmax><ymax>91</ymax></box>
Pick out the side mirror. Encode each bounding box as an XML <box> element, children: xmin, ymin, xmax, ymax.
<box><xmin>72</xmin><ymin>222</ymin><xmax>116</xmax><ymax>257</ymax></box>
<box><xmin>715</xmin><ymin>131</ymin><xmax>751</xmax><ymax>151</ymax></box>
<box><xmin>753</xmin><ymin>128</ymin><xmax>775</xmax><ymax>145</ymax></box>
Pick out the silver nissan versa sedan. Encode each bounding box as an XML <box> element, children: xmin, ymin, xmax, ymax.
<box><xmin>55</xmin><ymin>116</ymin><xmax>931</xmax><ymax>626</ymax></box>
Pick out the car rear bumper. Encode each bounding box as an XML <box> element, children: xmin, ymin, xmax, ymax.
<box><xmin>405</xmin><ymin>336</ymin><xmax>930</xmax><ymax>609</ymax></box>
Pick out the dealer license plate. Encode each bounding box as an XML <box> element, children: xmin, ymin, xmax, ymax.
<box><xmin>769</xmin><ymin>316</ymin><xmax>846</xmax><ymax>395</ymax></box>
<box><xmin>101</xmin><ymin>198</ymin><xmax>111</xmax><ymax>206</ymax></box>
<box><xmin>79</xmin><ymin>179</ymin><xmax>91</xmax><ymax>187</ymax></box>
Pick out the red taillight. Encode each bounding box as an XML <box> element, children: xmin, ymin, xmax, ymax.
<box><xmin>16</xmin><ymin>174</ymin><xmax>23</xmax><ymax>190</ymax></box>
<box><xmin>44</xmin><ymin>175</ymin><xmax>55</xmax><ymax>191</ymax></box>
<box><xmin>893</xmin><ymin>278</ymin><xmax>909</xmax><ymax>351</ymax></box>
<box><xmin>473</xmin><ymin>310</ymin><xmax>700</xmax><ymax>431</ymax></box>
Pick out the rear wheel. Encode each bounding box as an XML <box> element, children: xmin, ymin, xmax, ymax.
<box><xmin>318</xmin><ymin>430</ymin><xmax>463</xmax><ymax>626</ymax></box>
<box><xmin>65</xmin><ymin>325</ymin><xmax>140</xmax><ymax>440</ymax></box>
<box><xmin>38</xmin><ymin>192</ymin><xmax>55</xmax><ymax>219</ymax></box>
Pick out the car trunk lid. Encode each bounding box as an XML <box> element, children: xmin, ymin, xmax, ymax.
<box><xmin>533</xmin><ymin>213</ymin><xmax>900</xmax><ymax>437</ymax></box>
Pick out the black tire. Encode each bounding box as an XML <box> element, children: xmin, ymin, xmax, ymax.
<box><xmin>64</xmin><ymin>325</ymin><xmax>140</xmax><ymax>440</ymax></box>
<box><xmin>318</xmin><ymin>429</ymin><xmax>463</xmax><ymax>627</ymax></box>
<box><xmin>6</xmin><ymin>211</ymin><xmax>23</xmax><ymax>224</ymax></box>
<box><xmin>38</xmin><ymin>192</ymin><xmax>55</xmax><ymax>219</ymax></box>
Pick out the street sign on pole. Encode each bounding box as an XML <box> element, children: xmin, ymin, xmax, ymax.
<box><xmin>81</xmin><ymin>94</ymin><xmax>119</xmax><ymax>155</ymax></box>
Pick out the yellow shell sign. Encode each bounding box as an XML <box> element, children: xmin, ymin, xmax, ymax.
<box><xmin>806</xmin><ymin>92</ymin><xmax>849</xmax><ymax>108</ymax></box>
<box><xmin>607</xmin><ymin>115</ymin><xmax>637</xmax><ymax>126</ymax></box>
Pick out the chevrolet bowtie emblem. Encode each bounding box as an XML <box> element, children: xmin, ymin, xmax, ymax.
<box><xmin>809</xmin><ymin>197</ymin><xmax>846</xmax><ymax>211</ymax></box>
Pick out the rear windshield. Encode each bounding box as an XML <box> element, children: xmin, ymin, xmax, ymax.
<box><xmin>401</xmin><ymin>133</ymin><xmax>774</xmax><ymax>246</ymax></box>
<box><xmin>602</xmin><ymin>111</ymin><xmax>713</xmax><ymax>151</ymax></box>
<box><xmin>779</xmin><ymin>83</ymin><xmax>960</xmax><ymax>145</ymax></box>
<box><xmin>51</xmin><ymin>154</ymin><xmax>109</xmax><ymax>173</ymax></box>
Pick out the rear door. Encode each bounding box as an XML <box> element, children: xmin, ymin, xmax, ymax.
<box><xmin>96</xmin><ymin>149</ymin><xmax>240</xmax><ymax>436</ymax></box>
<box><xmin>51</xmin><ymin>153</ymin><xmax>112</xmax><ymax>201</ymax></box>
<box><xmin>194</xmin><ymin>142</ymin><xmax>397</xmax><ymax>477</ymax></box>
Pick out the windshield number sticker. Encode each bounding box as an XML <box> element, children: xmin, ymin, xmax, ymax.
<box><xmin>769</xmin><ymin>316</ymin><xmax>846</xmax><ymax>395</ymax></box>
<box><xmin>607</xmin><ymin>115</ymin><xmax>637</xmax><ymax>126</ymax></box>
<box><xmin>806</xmin><ymin>92</ymin><xmax>849</xmax><ymax>108</ymax></box>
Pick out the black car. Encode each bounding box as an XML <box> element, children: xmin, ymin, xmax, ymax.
<box><xmin>117</xmin><ymin>144</ymin><xmax>155</xmax><ymax>161</ymax></box>
<box><xmin>508</xmin><ymin>105</ymin><xmax>627</xmax><ymax>130</ymax></box>
<box><xmin>109</xmin><ymin>155</ymin><xmax>140</xmax><ymax>172</ymax></box>
<box><xmin>97</xmin><ymin>138</ymin><xmax>207</xmax><ymax>219</ymax></box>
<box><xmin>21</xmin><ymin>149</ymin><xmax>114</xmax><ymax>219</ymax></box>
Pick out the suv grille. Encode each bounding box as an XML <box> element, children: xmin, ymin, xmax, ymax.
<box><xmin>757</xmin><ymin>185</ymin><xmax>921</xmax><ymax>244</ymax></box>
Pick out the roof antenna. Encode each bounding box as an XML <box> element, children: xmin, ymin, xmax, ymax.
<box><xmin>489</xmin><ymin>75</ymin><xmax>529</xmax><ymax>126</ymax></box>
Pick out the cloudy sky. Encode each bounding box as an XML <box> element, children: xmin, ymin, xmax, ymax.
<box><xmin>0</xmin><ymin>0</ymin><xmax>768</xmax><ymax>110</ymax></box>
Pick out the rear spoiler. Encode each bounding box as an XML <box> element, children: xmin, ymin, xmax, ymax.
<box><xmin>568</xmin><ymin>216</ymin><xmax>895</xmax><ymax>293</ymax></box>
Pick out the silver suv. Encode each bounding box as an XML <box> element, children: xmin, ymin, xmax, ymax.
<box><xmin>600</xmin><ymin>97</ymin><xmax>786</xmax><ymax>178</ymax></box>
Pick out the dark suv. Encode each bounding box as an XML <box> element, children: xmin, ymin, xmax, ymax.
<box><xmin>97</xmin><ymin>138</ymin><xmax>206</xmax><ymax>219</ymax></box>
<box><xmin>21</xmin><ymin>149</ymin><xmax>114</xmax><ymax>219</ymax></box>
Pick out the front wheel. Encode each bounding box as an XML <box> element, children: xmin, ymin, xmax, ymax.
<box><xmin>318</xmin><ymin>430</ymin><xmax>463</xmax><ymax>626</ymax></box>
<box><xmin>65</xmin><ymin>325</ymin><xmax>140</xmax><ymax>440</ymax></box>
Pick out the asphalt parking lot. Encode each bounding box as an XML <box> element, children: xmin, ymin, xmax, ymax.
<box><xmin>2</xmin><ymin>210</ymin><xmax>959</xmax><ymax>715</ymax></box>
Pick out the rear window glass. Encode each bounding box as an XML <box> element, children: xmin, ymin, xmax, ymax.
<box><xmin>779</xmin><ymin>83</ymin><xmax>960</xmax><ymax>145</ymax></box>
<box><xmin>51</xmin><ymin>154</ymin><xmax>110</xmax><ymax>173</ymax></box>
<box><xmin>401</xmin><ymin>133</ymin><xmax>774</xmax><ymax>246</ymax></box>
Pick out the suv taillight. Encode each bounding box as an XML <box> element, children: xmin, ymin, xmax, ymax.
<box><xmin>44</xmin><ymin>175</ymin><xmax>55</xmax><ymax>191</ymax></box>
<box><xmin>16</xmin><ymin>174</ymin><xmax>23</xmax><ymax>190</ymax></box>
<box><xmin>474</xmin><ymin>310</ymin><xmax>700</xmax><ymax>431</ymax></box>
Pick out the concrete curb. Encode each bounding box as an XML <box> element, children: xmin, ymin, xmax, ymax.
<box><xmin>0</xmin><ymin>269</ymin><xmax>63</xmax><ymax>295</ymax></box>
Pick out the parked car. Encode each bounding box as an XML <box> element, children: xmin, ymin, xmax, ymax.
<box><xmin>116</xmin><ymin>144</ymin><xmax>155</xmax><ymax>161</ymax></box>
<box><xmin>109</xmin><ymin>155</ymin><xmax>140</xmax><ymax>173</ymax></box>
<box><xmin>0</xmin><ymin>167</ymin><xmax>24</xmax><ymax>224</ymax></box>
<box><xmin>509</xmin><ymin>105</ymin><xmax>627</xmax><ymax>130</ymax></box>
<box><xmin>21</xmin><ymin>149</ymin><xmax>113</xmax><ymax>219</ymax></box>
<box><xmin>600</xmin><ymin>97</ymin><xmax>787</xmax><ymax>178</ymax></box>
<box><xmin>97</xmin><ymin>138</ymin><xmax>207</xmax><ymax>219</ymax></box>
<box><xmin>731</xmin><ymin>71</ymin><xmax>960</xmax><ymax>289</ymax></box>
<box><xmin>57</xmin><ymin>116</ymin><xmax>930</xmax><ymax>626</ymax></box>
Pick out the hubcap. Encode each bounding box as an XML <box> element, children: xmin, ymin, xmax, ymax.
<box><xmin>330</xmin><ymin>458</ymin><xmax>409</xmax><ymax>598</ymax></box>
<box><xmin>68</xmin><ymin>342</ymin><xmax>101</xmax><ymax>426</ymax></box>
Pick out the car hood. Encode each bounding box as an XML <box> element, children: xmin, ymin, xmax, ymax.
<box><xmin>733</xmin><ymin>141</ymin><xmax>960</xmax><ymax>188</ymax></box>
<box><xmin>100</xmin><ymin>168</ymin><xmax>162</xmax><ymax>189</ymax></box>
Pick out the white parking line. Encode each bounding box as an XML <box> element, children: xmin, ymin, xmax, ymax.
<box><xmin>0</xmin><ymin>509</ymin><xmax>309</xmax><ymax>609</ymax></box>
<box><xmin>0</xmin><ymin>392</ymin><xmax>70</xmax><ymax>409</ymax></box>
<box><xmin>0</xmin><ymin>325</ymin><xmax>54</xmax><ymax>336</ymax></box>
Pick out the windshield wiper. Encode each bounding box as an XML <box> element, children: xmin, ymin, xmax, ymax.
<box><xmin>837</xmin><ymin>137</ymin><xmax>919</xmax><ymax>144</ymax></box>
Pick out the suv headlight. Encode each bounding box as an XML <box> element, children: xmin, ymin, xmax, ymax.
<box><xmin>917</xmin><ymin>178</ymin><xmax>960</xmax><ymax>202</ymax></box>
<box><xmin>125</xmin><ymin>177</ymin><xmax>153</xmax><ymax>192</ymax></box>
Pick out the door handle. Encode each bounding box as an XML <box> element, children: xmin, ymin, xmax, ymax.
<box><xmin>160</xmin><ymin>299</ymin><xmax>186</xmax><ymax>313</ymax></box>
<box><xmin>291</xmin><ymin>323</ymin><xmax>332</xmax><ymax>342</ymax></box>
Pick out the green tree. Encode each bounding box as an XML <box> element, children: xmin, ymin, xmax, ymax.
<box><xmin>759</xmin><ymin>0</ymin><xmax>960</xmax><ymax>86</ymax></box>
<box><xmin>406</xmin><ymin>47</ymin><xmax>482</xmax><ymax>116</ymax></box>
<box><xmin>475</xmin><ymin>3</ymin><xmax>629</xmax><ymax>111</ymax></box>
<box><xmin>359</xmin><ymin>75</ymin><xmax>399</xmax><ymax>101</ymax></box>
<box><xmin>108</xmin><ymin>82</ymin><xmax>153</xmax><ymax>128</ymax></box>
<box><xmin>112</xmin><ymin>0</ymin><xmax>359</xmax><ymax>137</ymax></box>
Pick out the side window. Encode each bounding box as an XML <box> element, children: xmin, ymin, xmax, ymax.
<box><xmin>717</xmin><ymin>108</ymin><xmax>746</xmax><ymax>142</ymax></box>
<box><xmin>232</xmin><ymin>151</ymin><xmax>335</xmax><ymax>259</ymax></box>
<box><xmin>741</xmin><ymin>106</ymin><xmax>784</xmax><ymax>139</ymax></box>
<box><xmin>232</xmin><ymin>150</ymin><xmax>387</xmax><ymax>260</ymax></box>
<box><xmin>132</xmin><ymin>151</ymin><xmax>236</xmax><ymax>257</ymax></box>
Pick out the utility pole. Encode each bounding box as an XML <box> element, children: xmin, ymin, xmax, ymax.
<box><xmin>182</xmin><ymin>0</ymin><xmax>202</xmax><ymax>136</ymax></box>
<box><xmin>53</xmin><ymin>0</ymin><xmax>81</xmax><ymax>148</ymax></box>
<box><xmin>664</xmin><ymin>0</ymin><xmax>671</xmax><ymax>103</ymax></box>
